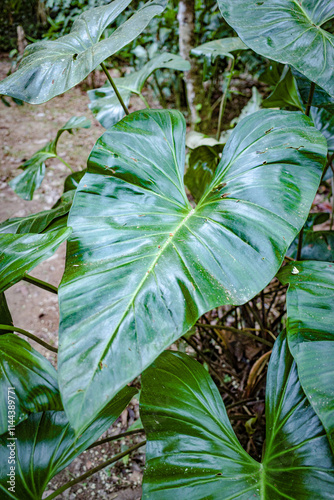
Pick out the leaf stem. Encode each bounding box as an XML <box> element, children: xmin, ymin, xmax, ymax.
<box><xmin>56</xmin><ymin>155</ymin><xmax>74</xmax><ymax>173</ymax></box>
<box><xmin>305</xmin><ymin>81</ymin><xmax>315</xmax><ymax>117</ymax></box>
<box><xmin>296</xmin><ymin>226</ymin><xmax>304</xmax><ymax>260</ymax></box>
<box><xmin>139</xmin><ymin>92</ymin><xmax>151</xmax><ymax>109</ymax></box>
<box><xmin>22</xmin><ymin>274</ymin><xmax>58</xmax><ymax>294</ymax></box>
<box><xmin>216</xmin><ymin>57</ymin><xmax>235</xmax><ymax>140</ymax></box>
<box><xmin>0</xmin><ymin>325</ymin><xmax>58</xmax><ymax>353</ymax></box>
<box><xmin>101</xmin><ymin>62</ymin><xmax>129</xmax><ymax>116</ymax></box>
<box><xmin>87</xmin><ymin>428</ymin><xmax>145</xmax><ymax>450</ymax></box>
<box><xmin>45</xmin><ymin>440</ymin><xmax>146</xmax><ymax>499</ymax></box>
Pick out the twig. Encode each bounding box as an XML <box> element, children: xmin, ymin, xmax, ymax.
<box><xmin>87</xmin><ymin>429</ymin><xmax>144</xmax><ymax>450</ymax></box>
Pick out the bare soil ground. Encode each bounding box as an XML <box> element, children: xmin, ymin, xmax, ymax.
<box><xmin>0</xmin><ymin>57</ymin><xmax>147</xmax><ymax>499</ymax></box>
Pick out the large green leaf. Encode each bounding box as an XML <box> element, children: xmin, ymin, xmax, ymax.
<box><xmin>0</xmin><ymin>0</ymin><xmax>167</xmax><ymax>104</ymax></box>
<box><xmin>217</xmin><ymin>0</ymin><xmax>334</xmax><ymax>97</ymax></box>
<box><xmin>58</xmin><ymin>108</ymin><xmax>326</xmax><ymax>434</ymax></box>
<box><xmin>262</xmin><ymin>66</ymin><xmax>304</xmax><ymax>111</ymax></box>
<box><xmin>88</xmin><ymin>52</ymin><xmax>190</xmax><ymax>129</ymax></box>
<box><xmin>191</xmin><ymin>36</ymin><xmax>247</xmax><ymax>60</ymax></box>
<box><xmin>9</xmin><ymin>116</ymin><xmax>90</xmax><ymax>200</ymax></box>
<box><xmin>0</xmin><ymin>191</ymin><xmax>74</xmax><ymax>235</ymax></box>
<box><xmin>0</xmin><ymin>228</ymin><xmax>71</xmax><ymax>293</ymax></box>
<box><xmin>140</xmin><ymin>333</ymin><xmax>334</xmax><ymax>498</ymax></box>
<box><xmin>0</xmin><ymin>385</ymin><xmax>136</xmax><ymax>499</ymax></box>
<box><xmin>278</xmin><ymin>261</ymin><xmax>334</xmax><ymax>452</ymax></box>
<box><xmin>0</xmin><ymin>293</ymin><xmax>13</xmax><ymax>333</ymax></box>
<box><xmin>0</xmin><ymin>334</ymin><xmax>61</xmax><ymax>435</ymax></box>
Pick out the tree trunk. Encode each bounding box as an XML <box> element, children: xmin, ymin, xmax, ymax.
<box><xmin>178</xmin><ymin>0</ymin><xmax>206</xmax><ymax>130</ymax></box>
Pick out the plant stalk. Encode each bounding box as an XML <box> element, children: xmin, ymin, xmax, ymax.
<box><xmin>139</xmin><ymin>92</ymin><xmax>151</xmax><ymax>109</ymax></box>
<box><xmin>195</xmin><ymin>322</ymin><xmax>273</xmax><ymax>347</ymax></box>
<box><xmin>56</xmin><ymin>156</ymin><xmax>74</xmax><ymax>173</ymax></box>
<box><xmin>216</xmin><ymin>57</ymin><xmax>235</xmax><ymax>140</ymax></box>
<box><xmin>101</xmin><ymin>62</ymin><xmax>129</xmax><ymax>116</ymax></box>
<box><xmin>0</xmin><ymin>324</ymin><xmax>58</xmax><ymax>353</ymax></box>
<box><xmin>87</xmin><ymin>428</ymin><xmax>145</xmax><ymax>450</ymax></box>
<box><xmin>305</xmin><ymin>81</ymin><xmax>316</xmax><ymax>117</ymax></box>
<box><xmin>45</xmin><ymin>440</ymin><xmax>146</xmax><ymax>499</ymax></box>
<box><xmin>22</xmin><ymin>274</ymin><xmax>58</xmax><ymax>294</ymax></box>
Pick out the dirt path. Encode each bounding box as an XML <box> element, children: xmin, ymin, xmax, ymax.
<box><xmin>0</xmin><ymin>58</ymin><xmax>146</xmax><ymax>498</ymax></box>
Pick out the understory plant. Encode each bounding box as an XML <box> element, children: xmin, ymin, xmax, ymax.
<box><xmin>0</xmin><ymin>0</ymin><xmax>334</xmax><ymax>498</ymax></box>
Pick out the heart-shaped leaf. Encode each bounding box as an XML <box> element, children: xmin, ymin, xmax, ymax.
<box><xmin>0</xmin><ymin>334</ymin><xmax>61</xmax><ymax>435</ymax></box>
<box><xmin>0</xmin><ymin>385</ymin><xmax>136</xmax><ymax>499</ymax></box>
<box><xmin>0</xmin><ymin>191</ymin><xmax>74</xmax><ymax>235</ymax></box>
<box><xmin>191</xmin><ymin>37</ymin><xmax>247</xmax><ymax>60</ymax></box>
<box><xmin>0</xmin><ymin>0</ymin><xmax>167</xmax><ymax>104</ymax></box>
<box><xmin>140</xmin><ymin>333</ymin><xmax>334</xmax><ymax>498</ymax></box>
<box><xmin>9</xmin><ymin>116</ymin><xmax>90</xmax><ymax>200</ymax></box>
<box><xmin>0</xmin><ymin>293</ymin><xmax>13</xmax><ymax>333</ymax></box>
<box><xmin>278</xmin><ymin>261</ymin><xmax>334</xmax><ymax>452</ymax></box>
<box><xmin>0</xmin><ymin>228</ymin><xmax>71</xmax><ymax>293</ymax></box>
<box><xmin>88</xmin><ymin>52</ymin><xmax>190</xmax><ymax>129</ymax></box>
<box><xmin>58</xmin><ymin>108</ymin><xmax>326</xmax><ymax>434</ymax></box>
<box><xmin>262</xmin><ymin>66</ymin><xmax>304</xmax><ymax>111</ymax></box>
<box><xmin>217</xmin><ymin>0</ymin><xmax>334</xmax><ymax>97</ymax></box>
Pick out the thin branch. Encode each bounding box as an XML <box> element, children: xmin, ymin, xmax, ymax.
<box><xmin>87</xmin><ymin>429</ymin><xmax>145</xmax><ymax>450</ymax></box>
<box><xmin>22</xmin><ymin>274</ymin><xmax>58</xmax><ymax>294</ymax></box>
<box><xmin>101</xmin><ymin>62</ymin><xmax>129</xmax><ymax>116</ymax></box>
<box><xmin>56</xmin><ymin>155</ymin><xmax>74</xmax><ymax>173</ymax></box>
<box><xmin>45</xmin><ymin>440</ymin><xmax>146</xmax><ymax>500</ymax></box>
<box><xmin>0</xmin><ymin>325</ymin><xmax>57</xmax><ymax>353</ymax></box>
<box><xmin>216</xmin><ymin>57</ymin><xmax>235</xmax><ymax>140</ymax></box>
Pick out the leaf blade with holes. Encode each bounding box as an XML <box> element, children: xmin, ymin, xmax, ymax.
<box><xmin>0</xmin><ymin>228</ymin><xmax>71</xmax><ymax>293</ymax></box>
<box><xmin>217</xmin><ymin>0</ymin><xmax>334</xmax><ymax>97</ymax></box>
<box><xmin>0</xmin><ymin>334</ymin><xmax>61</xmax><ymax>435</ymax></box>
<box><xmin>278</xmin><ymin>261</ymin><xmax>334</xmax><ymax>452</ymax></box>
<box><xmin>58</xmin><ymin>108</ymin><xmax>326</xmax><ymax>435</ymax></box>
<box><xmin>88</xmin><ymin>52</ymin><xmax>190</xmax><ymax>129</ymax></box>
<box><xmin>0</xmin><ymin>0</ymin><xmax>167</xmax><ymax>104</ymax></box>
<box><xmin>140</xmin><ymin>333</ymin><xmax>334</xmax><ymax>498</ymax></box>
<box><xmin>0</xmin><ymin>385</ymin><xmax>136</xmax><ymax>499</ymax></box>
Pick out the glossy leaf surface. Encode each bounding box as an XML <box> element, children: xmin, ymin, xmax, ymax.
<box><xmin>278</xmin><ymin>261</ymin><xmax>334</xmax><ymax>451</ymax></box>
<box><xmin>9</xmin><ymin>116</ymin><xmax>90</xmax><ymax>200</ymax></box>
<box><xmin>58</xmin><ymin>108</ymin><xmax>326</xmax><ymax>434</ymax></box>
<box><xmin>293</xmin><ymin>68</ymin><xmax>334</xmax><ymax>111</ymax></box>
<box><xmin>0</xmin><ymin>228</ymin><xmax>71</xmax><ymax>293</ymax></box>
<box><xmin>217</xmin><ymin>0</ymin><xmax>334</xmax><ymax>97</ymax></box>
<box><xmin>191</xmin><ymin>37</ymin><xmax>247</xmax><ymax>60</ymax></box>
<box><xmin>140</xmin><ymin>333</ymin><xmax>334</xmax><ymax>498</ymax></box>
<box><xmin>0</xmin><ymin>293</ymin><xmax>13</xmax><ymax>332</ymax></box>
<box><xmin>88</xmin><ymin>52</ymin><xmax>189</xmax><ymax>128</ymax></box>
<box><xmin>0</xmin><ymin>385</ymin><xmax>136</xmax><ymax>499</ymax></box>
<box><xmin>0</xmin><ymin>0</ymin><xmax>167</xmax><ymax>104</ymax></box>
<box><xmin>262</xmin><ymin>67</ymin><xmax>304</xmax><ymax>111</ymax></box>
<box><xmin>0</xmin><ymin>191</ymin><xmax>74</xmax><ymax>235</ymax></box>
<box><xmin>0</xmin><ymin>334</ymin><xmax>61</xmax><ymax>435</ymax></box>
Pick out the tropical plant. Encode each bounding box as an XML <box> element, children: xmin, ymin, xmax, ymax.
<box><xmin>0</xmin><ymin>0</ymin><xmax>334</xmax><ymax>497</ymax></box>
